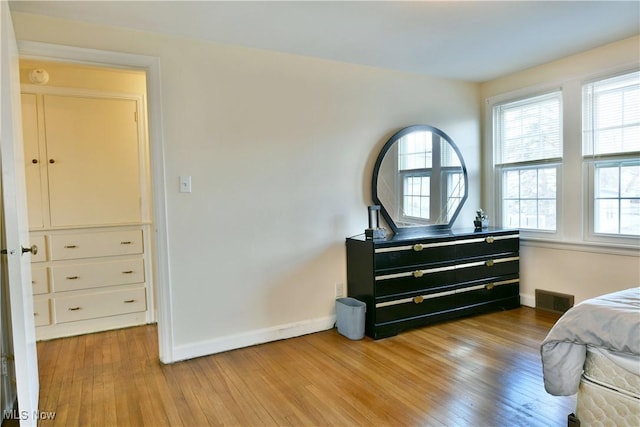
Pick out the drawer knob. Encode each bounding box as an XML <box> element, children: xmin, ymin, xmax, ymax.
<box><xmin>68</xmin><ymin>307</ymin><xmax>81</xmax><ymax>311</ymax></box>
<box><xmin>413</xmin><ymin>296</ymin><xmax>424</xmax><ymax>304</ymax></box>
<box><xmin>413</xmin><ymin>270</ymin><xmax>424</xmax><ymax>278</ymax></box>
<box><xmin>64</xmin><ymin>245</ymin><xmax>78</xmax><ymax>249</ymax></box>
<box><xmin>31</xmin><ymin>158</ymin><xmax>38</xmax><ymax>164</ymax></box>
<box><xmin>413</xmin><ymin>244</ymin><xmax>424</xmax><ymax>252</ymax></box>
<box><xmin>485</xmin><ymin>260</ymin><xmax>494</xmax><ymax>267</ymax></box>
<box><xmin>122</xmin><ymin>270</ymin><xmax>134</xmax><ymax>274</ymax></box>
<box><xmin>485</xmin><ymin>236</ymin><xmax>495</xmax><ymax>244</ymax></box>
<box><xmin>124</xmin><ymin>299</ymin><xmax>136</xmax><ymax>304</ymax></box>
<box><xmin>486</xmin><ymin>283</ymin><xmax>495</xmax><ymax>290</ymax></box>
<box><xmin>120</xmin><ymin>241</ymin><xmax>133</xmax><ymax>245</ymax></box>
<box><xmin>66</xmin><ymin>276</ymin><xmax>79</xmax><ymax>280</ymax></box>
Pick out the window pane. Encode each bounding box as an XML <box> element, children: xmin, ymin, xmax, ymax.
<box><xmin>403</xmin><ymin>176</ymin><xmax>429</xmax><ymax>219</ymax></box>
<box><xmin>620</xmin><ymin>199</ymin><xmax>640</xmax><ymax>235</ymax></box>
<box><xmin>583</xmin><ymin>71</ymin><xmax>640</xmax><ymax>156</ymax></box>
<box><xmin>399</xmin><ymin>131</ymin><xmax>432</xmax><ymax>170</ymax></box>
<box><xmin>596</xmin><ymin>166</ymin><xmax>619</xmax><ymax>198</ymax></box>
<box><xmin>496</xmin><ymin>92</ymin><xmax>562</xmax><ymax>163</ymax></box>
<box><xmin>520</xmin><ymin>200</ymin><xmax>538</xmax><ymax>229</ymax></box>
<box><xmin>621</xmin><ymin>164</ymin><xmax>640</xmax><ymax>197</ymax></box>
<box><xmin>538</xmin><ymin>168</ymin><xmax>557</xmax><ymax>198</ymax></box>
<box><xmin>520</xmin><ymin>170</ymin><xmax>538</xmax><ymax>199</ymax></box>
<box><xmin>593</xmin><ymin>161</ymin><xmax>640</xmax><ymax>236</ymax></box>
<box><xmin>501</xmin><ymin>166</ymin><xmax>557</xmax><ymax>231</ymax></box>
<box><xmin>595</xmin><ymin>199</ymin><xmax>619</xmax><ymax>234</ymax></box>
<box><xmin>504</xmin><ymin>170</ymin><xmax>520</xmax><ymax>199</ymax></box>
<box><xmin>538</xmin><ymin>200</ymin><xmax>557</xmax><ymax>231</ymax></box>
<box><xmin>504</xmin><ymin>200</ymin><xmax>521</xmax><ymax>228</ymax></box>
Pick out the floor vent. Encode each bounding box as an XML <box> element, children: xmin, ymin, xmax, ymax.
<box><xmin>535</xmin><ymin>289</ymin><xmax>574</xmax><ymax>314</ymax></box>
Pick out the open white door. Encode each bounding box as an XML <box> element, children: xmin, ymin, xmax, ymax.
<box><xmin>0</xmin><ymin>3</ymin><xmax>40</xmax><ymax>426</ymax></box>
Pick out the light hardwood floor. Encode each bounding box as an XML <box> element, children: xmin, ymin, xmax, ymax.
<box><xmin>34</xmin><ymin>307</ymin><xmax>575</xmax><ymax>426</ymax></box>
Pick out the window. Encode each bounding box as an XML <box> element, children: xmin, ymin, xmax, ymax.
<box><xmin>397</xmin><ymin>130</ymin><xmax>465</xmax><ymax>224</ymax></box>
<box><xmin>398</xmin><ymin>131</ymin><xmax>433</xmax><ymax>222</ymax></box>
<box><xmin>583</xmin><ymin>71</ymin><xmax>640</xmax><ymax>237</ymax></box>
<box><xmin>494</xmin><ymin>92</ymin><xmax>562</xmax><ymax>232</ymax></box>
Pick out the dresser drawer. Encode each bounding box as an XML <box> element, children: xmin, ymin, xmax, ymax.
<box><xmin>54</xmin><ymin>287</ymin><xmax>147</xmax><ymax>323</ymax></box>
<box><xmin>375</xmin><ymin>266</ymin><xmax>456</xmax><ymax>301</ymax></box>
<box><xmin>375</xmin><ymin>241</ymin><xmax>457</xmax><ymax>271</ymax></box>
<box><xmin>31</xmin><ymin>266</ymin><xmax>49</xmax><ymax>295</ymax></box>
<box><xmin>50</xmin><ymin>230</ymin><xmax>143</xmax><ymax>260</ymax></box>
<box><xmin>33</xmin><ymin>297</ymin><xmax>51</xmax><ymax>327</ymax></box>
<box><xmin>30</xmin><ymin>235</ymin><xmax>47</xmax><ymax>263</ymax></box>
<box><xmin>375</xmin><ymin>281</ymin><xmax>520</xmax><ymax>326</ymax></box>
<box><xmin>456</xmin><ymin>234</ymin><xmax>519</xmax><ymax>259</ymax></box>
<box><xmin>52</xmin><ymin>258</ymin><xmax>145</xmax><ymax>292</ymax></box>
<box><xmin>456</xmin><ymin>257</ymin><xmax>519</xmax><ymax>284</ymax></box>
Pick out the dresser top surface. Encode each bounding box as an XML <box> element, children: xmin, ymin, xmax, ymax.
<box><xmin>347</xmin><ymin>227</ymin><xmax>519</xmax><ymax>246</ymax></box>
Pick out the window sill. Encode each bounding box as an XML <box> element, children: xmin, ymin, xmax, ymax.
<box><xmin>520</xmin><ymin>236</ymin><xmax>639</xmax><ymax>257</ymax></box>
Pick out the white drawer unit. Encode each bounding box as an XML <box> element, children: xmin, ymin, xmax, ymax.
<box><xmin>52</xmin><ymin>258</ymin><xmax>144</xmax><ymax>292</ymax></box>
<box><xmin>30</xmin><ymin>225</ymin><xmax>153</xmax><ymax>340</ymax></box>
<box><xmin>55</xmin><ymin>287</ymin><xmax>147</xmax><ymax>324</ymax></box>
<box><xmin>49</xmin><ymin>229</ymin><xmax>143</xmax><ymax>261</ymax></box>
<box><xmin>31</xmin><ymin>266</ymin><xmax>49</xmax><ymax>295</ymax></box>
<box><xmin>33</xmin><ymin>297</ymin><xmax>51</xmax><ymax>327</ymax></box>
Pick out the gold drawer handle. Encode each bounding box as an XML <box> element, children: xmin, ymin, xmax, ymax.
<box><xmin>122</xmin><ymin>270</ymin><xmax>134</xmax><ymax>274</ymax></box>
<box><xmin>485</xmin><ymin>236</ymin><xmax>495</xmax><ymax>244</ymax></box>
<box><xmin>485</xmin><ymin>260</ymin><xmax>494</xmax><ymax>267</ymax></box>
<box><xmin>120</xmin><ymin>241</ymin><xmax>133</xmax><ymax>245</ymax></box>
<box><xmin>413</xmin><ymin>296</ymin><xmax>424</xmax><ymax>304</ymax></box>
<box><xmin>413</xmin><ymin>270</ymin><xmax>424</xmax><ymax>278</ymax></box>
<box><xmin>64</xmin><ymin>245</ymin><xmax>78</xmax><ymax>249</ymax></box>
<box><xmin>68</xmin><ymin>307</ymin><xmax>81</xmax><ymax>311</ymax></box>
<box><xmin>486</xmin><ymin>283</ymin><xmax>495</xmax><ymax>290</ymax></box>
<box><xmin>66</xmin><ymin>276</ymin><xmax>79</xmax><ymax>280</ymax></box>
<box><xmin>124</xmin><ymin>299</ymin><xmax>136</xmax><ymax>304</ymax></box>
<box><xmin>413</xmin><ymin>243</ymin><xmax>424</xmax><ymax>252</ymax></box>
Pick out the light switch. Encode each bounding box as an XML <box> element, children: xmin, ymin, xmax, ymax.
<box><xmin>179</xmin><ymin>176</ymin><xmax>192</xmax><ymax>193</ymax></box>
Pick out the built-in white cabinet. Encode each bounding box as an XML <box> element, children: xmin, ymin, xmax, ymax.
<box><xmin>21</xmin><ymin>89</ymin><xmax>153</xmax><ymax>340</ymax></box>
<box><xmin>21</xmin><ymin>93</ymin><xmax>142</xmax><ymax>229</ymax></box>
<box><xmin>29</xmin><ymin>226</ymin><xmax>152</xmax><ymax>340</ymax></box>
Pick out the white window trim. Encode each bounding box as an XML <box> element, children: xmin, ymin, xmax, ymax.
<box><xmin>484</xmin><ymin>64</ymin><xmax>640</xmax><ymax>251</ymax></box>
<box><xmin>486</xmin><ymin>86</ymin><xmax>564</xmax><ymax>240</ymax></box>
<box><xmin>583</xmin><ymin>156</ymin><xmax>640</xmax><ymax>246</ymax></box>
<box><xmin>581</xmin><ymin>69</ymin><xmax>640</xmax><ymax>245</ymax></box>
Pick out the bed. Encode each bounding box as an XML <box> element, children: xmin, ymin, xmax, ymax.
<box><xmin>540</xmin><ymin>287</ymin><xmax>640</xmax><ymax>426</ymax></box>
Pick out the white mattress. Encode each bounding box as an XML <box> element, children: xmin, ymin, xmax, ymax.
<box><xmin>575</xmin><ymin>346</ymin><xmax>640</xmax><ymax>426</ymax></box>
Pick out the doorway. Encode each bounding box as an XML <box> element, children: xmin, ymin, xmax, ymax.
<box><xmin>17</xmin><ymin>41</ymin><xmax>173</xmax><ymax>363</ymax></box>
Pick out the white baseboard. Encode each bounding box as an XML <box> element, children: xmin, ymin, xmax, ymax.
<box><xmin>520</xmin><ymin>293</ymin><xmax>535</xmax><ymax>308</ymax></box>
<box><xmin>172</xmin><ymin>315</ymin><xmax>336</xmax><ymax>362</ymax></box>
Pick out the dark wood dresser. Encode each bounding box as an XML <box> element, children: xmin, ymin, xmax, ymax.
<box><xmin>346</xmin><ymin>227</ymin><xmax>520</xmax><ymax>339</ymax></box>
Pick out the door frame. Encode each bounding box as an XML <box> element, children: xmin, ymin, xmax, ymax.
<box><xmin>18</xmin><ymin>41</ymin><xmax>175</xmax><ymax>363</ymax></box>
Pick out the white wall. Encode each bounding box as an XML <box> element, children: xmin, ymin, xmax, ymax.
<box><xmin>12</xmin><ymin>12</ymin><xmax>480</xmax><ymax>359</ymax></box>
<box><xmin>480</xmin><ymin>36</ymin><xmax>640</xmax><ymax>306</ymax></box>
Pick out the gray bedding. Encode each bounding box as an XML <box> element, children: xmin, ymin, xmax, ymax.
<box><xmin>540</xmin><ymin>287</ymin><xmax>640</xmax><ymax>396</ymax></box>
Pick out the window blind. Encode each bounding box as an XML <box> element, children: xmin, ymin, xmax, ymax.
<box><xmin>583</xmin><ymin>70</ymin><xmax>640</xmax><ymax>156</ymax></box>
<box><xmin>495</xmin><ymin>92</ymin><xmax>562</xmax><ymax>164</ymax></box>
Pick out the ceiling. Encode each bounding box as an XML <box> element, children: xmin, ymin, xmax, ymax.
<box><xmin>8</xmin><ymin>1</ymin><xmax>640</xmax><ymax>82</ymax></box>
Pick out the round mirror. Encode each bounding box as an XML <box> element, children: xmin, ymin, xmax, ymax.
<box><xmin>372</xmin><ymin>125</ymin><xmax>468</xmax><ymax>234</ymax></box>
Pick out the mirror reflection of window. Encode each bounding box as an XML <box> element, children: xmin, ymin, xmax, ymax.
<box><xmin>399</xmin><ymin>131</ymin><xmax>433</xmax><ymax>222</ymax></box>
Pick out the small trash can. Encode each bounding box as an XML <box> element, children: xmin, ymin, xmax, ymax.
<box><xmin>335</xmin><ymin>297</ymin><xmax>366</xmax><ymax>340</ymax></box>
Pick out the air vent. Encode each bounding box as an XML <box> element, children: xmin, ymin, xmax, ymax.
<box><xmin>535</xmin><ymin>289</ymin><xmax>574</xmax><ymax>314</ymax></box>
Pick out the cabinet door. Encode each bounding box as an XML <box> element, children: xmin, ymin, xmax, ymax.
<box><xmin>43</xmin><ymin>95</ymin><xmax>142</xmax><ymax>227</ymax></box>
<box><xmin>21</xmin><ymin>93</ymin><xmax>45</xmax><ymax>228</ymax></box>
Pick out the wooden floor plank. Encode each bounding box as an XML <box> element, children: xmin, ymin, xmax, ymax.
<box><xmin>35</xmin><ymin>307</ymin><xmax>575</xmax><ymax>426</ymax></box>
